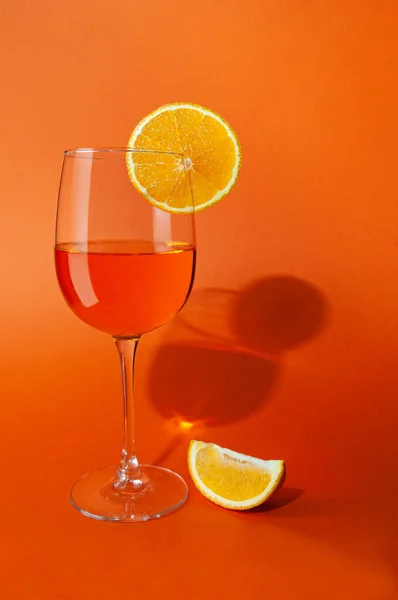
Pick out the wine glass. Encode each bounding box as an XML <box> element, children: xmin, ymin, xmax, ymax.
<box><xmin>55</xmin><ymin>148</ymin><xmax>196</xmax><ymax>522</ymax></box>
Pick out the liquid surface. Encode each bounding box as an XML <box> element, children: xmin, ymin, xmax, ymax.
<box><xmin>55</xmin><ymin>240</ymin><xmax>196</xmax><ymax>336</ymax></box>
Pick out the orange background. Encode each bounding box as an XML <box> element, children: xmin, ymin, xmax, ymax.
<box><xmin>1</xmin><ymin>0</ymin><xmax>398</xmax><ymax>598</ymax></box>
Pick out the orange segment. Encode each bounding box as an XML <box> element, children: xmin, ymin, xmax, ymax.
<box><xmin>194</xmin><ymin>136</ymin><xmax>238</xmax><ymax>189</ymax></box>
<box><xmin>188</xmin><ymin>440</ymin><xmax>285</xmax><ymax>510</ymax></box>
<box><xmin>136</xmin><ymin>111</ymin><xmax>181</xmax><ymax>151</ymax></box>
<box><xmin>127</xmin><ymin>103</ymin><xmax>241</xmax><ymax>213</ymax></box>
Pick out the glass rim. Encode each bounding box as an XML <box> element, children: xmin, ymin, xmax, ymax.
<box><xmin>64</xmin><ymin>147</ymin><xmax>185</xmax><ymax>158</ymax></box>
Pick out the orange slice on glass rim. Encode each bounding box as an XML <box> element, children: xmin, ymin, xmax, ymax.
<box><xmin>127</xmin><ymin>102</ymin><xmax>241</xmax><ymax>213</ymax></box>
<box><xmin>188</xmin><ymin>440</ymin><xmax>285</xmax><ymax>510</ymax></box>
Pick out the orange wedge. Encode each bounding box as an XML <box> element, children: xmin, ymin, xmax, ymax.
<box><xmin>188</xmin><ymin>440</ymin><xmax>285</xmax><ymax>510</ymax></box>
<box><xmin>127</xmin><ymin>102</ymin><xmax>241</xmax><ymax>213</ymax></box>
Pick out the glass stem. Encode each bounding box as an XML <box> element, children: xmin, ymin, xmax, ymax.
<box><xmin>113</xmin><ymin>336</ymin><xmax>146</xmax><ymax>493</ymax></box>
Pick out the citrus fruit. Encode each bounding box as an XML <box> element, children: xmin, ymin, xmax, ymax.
<box><xmin>188</xmin><ymin>440</ymin><xmax>285</xmax><ymax>510</ymax></box>
<box><xmin>127</xmin><ymin>102</ymin><xmax>241</xmax><ymax>213</ymax></box>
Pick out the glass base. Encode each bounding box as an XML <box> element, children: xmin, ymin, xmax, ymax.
<box><xmin>70</xmin><ymin>465</ymin><xmax>188</xmax><ymax>522</ymax></box>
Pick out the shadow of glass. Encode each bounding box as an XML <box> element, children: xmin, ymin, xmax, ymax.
<box><xmin>147</xmin><ymin>276</ymin><xmax>327</xmax><ymax>430</ymax></box>
<box><xmin>177</xmin><ymin>288</ymin><xmax>240</xmax><ymax>346</ymax></box>
<box><xmin>234</xmin><ymin>276</ymin><xmax>328</xmax><ymax>355</ymax></box>
<box><xmin>148</xmin><ymin>343</ymin><xmax>277</xmax><ymax>427</ymax></box>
